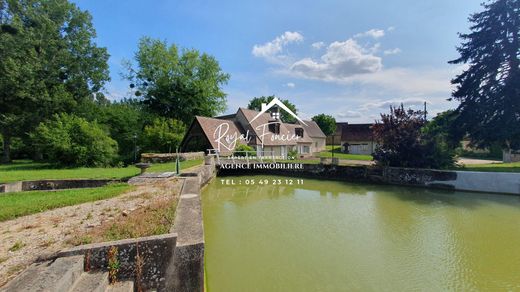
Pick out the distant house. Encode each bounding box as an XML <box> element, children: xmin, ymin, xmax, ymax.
<box><xmin>181</xmin><ymin>107</ymin><xmax>326</xmax><ymax>157</ymax></box>
<box><xmin>326</xmin><ymin>122</ymin><xmax>348</xmax><ymax>145</ymax></box>
<box><xmin>340</xmin><ymin>124</ymin><xmax>376</xmax><ymax>155</ymax></box>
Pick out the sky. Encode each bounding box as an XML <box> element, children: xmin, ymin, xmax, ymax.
<box><xmin>73</xmin><ymin>0</ymin><xmax>482</xmax><ymax>123</ymax></box>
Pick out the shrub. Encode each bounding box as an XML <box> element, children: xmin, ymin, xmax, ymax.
<box><xmin>373</xmin><ymin>105</ymin><xmax>456</xmax><ymax>169</ymax></box>
<box><xmin>31</xmin><ymin>113</ymin><xmax>118</xmax><ymax>167</ymax></box>
<box><xmin>233</xmin><ymin>144</ymin><xmax>256</xmax><ymax>157</ymax></box>
<box><xmin>142</xmin><ymin>118</ymin><xmax>185</xmax><ymax>153</ymax></box>
<box><xmin>287</xmin><ymin>149</ymin><xmax>298</xmax><ymax>160</ymax></box>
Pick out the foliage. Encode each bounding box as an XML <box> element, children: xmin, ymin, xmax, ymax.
<box><xmin>247</xmin><ymin>95</ymin><xmax>298</xmax><ymax>123</ymax></box>
<box><xmin>0</xmin><ymin>0</ymin><xmax>110</xmax><ymax>162</ymax></box>
<box><xmin>449</xmin><ymin>0</ymin><xmax>520</xmax><ymax>150</ymax></box>
<box><xmin>233</xmin><ymin>144</ymin><xmax>256</xmax><ymax>157</ymax></box>
<box><xmin>124</xmin><ymin>37</ymin><xmax>230</xmax><ymax>125</ymax></box>
<box><xmin>141</xmin><ymin>117</ymin><xmax>185</xmax><ymax>153</ymax></box>
<box><xmin>287</xmin><ymin>149</ymin><xmax>298</xmax><ymax>160</ymax></box>
<box><xmin>373</xmin><ymin>105</ymin><xmax>455</xmax><ymax>169</ymax></box>
<box><xmin>31</xmin><ymin>114</ymin><xmax>118</xmax><ymax>167</ymax></box>
<box><xmin>311</xmin><ymin>114</ymin><xmax>336</xmax><ymax>136</ymax></box>
<box><xmin>95</xmin><ymin>100</ymin><xmax>150</xmax><ymax>162</ymax></box>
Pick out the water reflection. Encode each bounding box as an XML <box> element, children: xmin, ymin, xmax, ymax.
<box><xmin>203</xmin><ymin>175</ymin><xmax>520</xmax><ymax>291</ymax></box>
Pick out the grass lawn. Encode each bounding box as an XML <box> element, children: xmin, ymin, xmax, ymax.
<box><xmin>0</xmin><ymin>159</ymin><xmax>204</xmax><ymax>183</ymax></box>
<box><xmin>320</xmin><ymin>145</ymin><xmax>373</xmax><ymax>161</ymax></box>
<box><xmin>0</xmin><ymin>183</ymin><xmax>133</xmax><ymax>222</ymax></box>
<box><xmin>457</xmin><ymin>162</ymin><xmax>520</xmax><ymax>173</ymax></box>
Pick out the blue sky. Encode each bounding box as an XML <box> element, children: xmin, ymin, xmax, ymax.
<box><xmin>73</xmin><ymin>0</ymin><xmax>482</xmax><ymax>123</ymax></box>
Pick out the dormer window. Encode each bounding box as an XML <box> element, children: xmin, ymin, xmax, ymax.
<box><xmin>295</xmin><ymin>127</ymin><xmax>304</xmax><ymax>137</ymax></box>
<box><xmin>269</xmin><ymin>122</ymin><xmax>280</xmax><ymax>134</ymax></box>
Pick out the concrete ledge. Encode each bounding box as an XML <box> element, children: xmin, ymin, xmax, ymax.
<box><xmin>58</xmin><ymin>234</ymin><xmax>177</xmax><ymax>291</ymax></box>
<box><xmin>217</xmin><ymin>163</ymin><xmax>520</xmax><ymax>195</ymax></box>
<box><xmin>141</xmin><ymin>152</ymin><xmax>204</xmax><ymax>163</ymax></box>
<box><xmin>165</xmin><ymin>159</ymin><xmax>215</xmax><ymax>292</ymax></box>
<box><xmin>0</xmin><ymin>179</ymin><xmax>121</xmax><ymax>193</ymax></box>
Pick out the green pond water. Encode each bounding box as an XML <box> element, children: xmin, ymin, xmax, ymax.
<box><xmin>202</xmin><ymin>175</ymin><xmax>520</xmax><ymax>291</ymax></box>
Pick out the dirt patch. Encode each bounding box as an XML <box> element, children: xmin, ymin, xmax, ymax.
<box><xmin>0</xmin><ymin>177</ymin><xmax>182</xmax><ymax>287</ymax></box>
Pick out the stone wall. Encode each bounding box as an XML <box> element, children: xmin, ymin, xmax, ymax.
<box><xmin>57</xmin><ymin>234</ymin><xmax>176</xmax><ymax>291</ymax></box>
<box><xmin>0</xmin><ymin>179</ymin><xmax>121</xmax><ymax>193</ymax></box>
<box><xmin>164</xmin><ymin>156</ymin><xmax>215</xmax><ymax>291</ymax></box>
<box><xmin>141</xmin><ymin>152</ymin><xmax>204</xmax><ymax>163</ymax></box>
<box><xmin>217</xmin><ymin>162</ymin><xmax>520</xmax><ymax>195</ymax></box>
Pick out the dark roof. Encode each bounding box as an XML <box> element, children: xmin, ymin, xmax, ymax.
<box><xmin>194</xmin><ymin>116</ymin><xmax>245</xmax><ymax>155</ymax></box>
<box><xmin>341</xmin><ymin>124</ymin><xmax>374</xmax><ymax>142</ymax></box>
<box><xmin>298</xmin><ymin>120</ymin><xmax>326</xmax><ymax>138</ymax></box>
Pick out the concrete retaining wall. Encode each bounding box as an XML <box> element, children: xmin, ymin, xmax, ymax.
<box><xmin>0</xmin><ymin>179</ymin><xmax>120</xmax><ymax>193</ymax></box>
<box><xmin>217</xmin><ymin>163</ymin><xmax>520</xmax><ymax>195</ymax></box>
<box><xmin>57</xmin><ymin>234</ymin><xmax>176</xmax><ymax>291</ymax></box>
<box><xmin>141</xmin><ymin>152</ymin><xmax>204</xmax><ymax>163</ymax></box>
<box><xmin>165</xmin><ymin>156</ymin><xmax>215</xmax><ymax>291</ymax></box>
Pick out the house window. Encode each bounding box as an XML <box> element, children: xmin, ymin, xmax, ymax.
<box><xmin>269</xmin><ymin>122</ymin><xmax>280</xmax><ymax>134</ymax></box>
<box><xmin>295</xmin><ymin>128</ymin><xmax>304</xmax><ymax>137</ymax></box>
<box><xmin>303</xmin><ymin>145</ymin><xmax>310</xmax><ymax>153</ymax></box>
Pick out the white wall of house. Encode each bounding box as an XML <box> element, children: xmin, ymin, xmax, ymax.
<box><xmin>342</xmin><ymin>141</ymin><xmax>376</xmax><ymax>155</ymax></box>
<box><xmin>312</xmin><ymin>137</ymin><xmax>326</xmax><ymax>152</ymax></box>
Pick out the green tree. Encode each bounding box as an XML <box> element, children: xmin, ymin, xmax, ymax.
<box><xmin>311</xmin><ymin>114</ymin><xmax>336</xmax><ymax>136</ymax></box>
<box><xmin>142</xmin><ymin>117</ymin><xmax>186</xmax><ymax>153</ymax></box>
<box><xmin>373</xmin><ymin>105</ymin><xmax>454</xmax><ymax>169</ymax></box>
<box><xmin>124</xmin><ymin>37</ymin><xmax>230</xmax><ymax>125</ymax></box>
<box><xmin>247</xmin><ymin>96</ymin><xmax>298</xmax><ymax>123</ymax></box>
<box><xmin>449</xmin><ymin>0</ymin><xmax>520</xmax><ymax>151</ymax></box>
<box><xmin>31</xmin><ymin>113</ymin><xmax>118</xmax><ymax>167</ymax></box>
<box><xmin>0</xmin><ymin>0</ymin><xmax>110</xmax><ymax>163</ymax></box>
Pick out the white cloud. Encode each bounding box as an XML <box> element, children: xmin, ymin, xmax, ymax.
<box><xmin>311</xmin><ymin>41</ymin><xmax>325</xmax><ymax>49</ymax></box>
<box><xmin>354</xmin><ymin>29</ymin><xmax>385</xmax><ymax>39</ymax></box>
<box><xmin>336</xmin><ymin>111</ymin><xmax>362</xmax><ymax>118</ymax></box>
<box><xmin>361</xmin><ymin>98</ymin><xmax>429</xmax><ymax>110</ymax></box>
<box><xmin>252</xmin><ymin>31</ymin><xmax>303</xmax><ymax>63</ymax></box>
<box><xmin>286</xmin><ymin>82</ymin><xmax>296</xmax><ymax>88</ymax></box>
<box><xmin>290</xmin><ymin>39</ymin><xmax>382</xmax><ymax>80</ymax></box>
<box><xmin>383</xmin><ymin>48</ymin><xmax>401</xmax><ymax>55</ymax></box>
<box><xmin>387</xmin><ymin>26</ymin><xmax>395</xmax><ymax>32</ymax></box>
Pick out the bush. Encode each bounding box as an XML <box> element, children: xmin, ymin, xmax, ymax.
<box><xmin>31</xmin><ymin>113</ymin><xmax>118</xmax><ymax>167</ymax></box>
<box><xmin>373</xmin><ymin>105</ymin><xmax>456</xmax><ymax>169</ymax></box>
<box><xmin>142</xmin><ymin>118</ymin><xmax>185</xmax><ymax>153</ymax></box>
<box><xmin>287</xmin><ymin>149</ymin><xmax>298</xmax><ymax>160</ymax></box>
<box><xmin>233</xmin><ymin>144</ymin><xmax>256</xmax><ymax>157</ymax></box>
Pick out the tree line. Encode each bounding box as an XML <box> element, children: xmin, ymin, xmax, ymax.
<box><xmin>1</xmin><ymin>0</ymin><xmax>518</xmax><ymax>169</ymax></box>
<box><xmin>0</xmin><ymin>0</ymin><xmax>228</xmax><ymax>165</ymax></box>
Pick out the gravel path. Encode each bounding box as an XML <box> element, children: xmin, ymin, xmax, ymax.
<box><xmin>0</xmin><ymin>176</ymin><xmax>182</xmax><ymax>287</ymax></box>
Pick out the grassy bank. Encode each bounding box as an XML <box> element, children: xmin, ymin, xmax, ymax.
<box><xmin>0</xmin><ymin>183</ymin><xmax>134</xmax><ymax>222</ymax></box>
<box><xmin>320</xmin><ymin>146</ymin><xmax>373</xmax><ymax>161</ymax></box>
<box><xmin>0</xmin><ymin>159</ymin><xmax>203</xmax><ymax>183</ymax></box>
<box><xmin>458</xmin><ymin>162</ymin><xmax>520</xmax><ymax>173</ymax></box>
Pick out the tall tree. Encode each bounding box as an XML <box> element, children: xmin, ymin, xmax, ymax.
<box><xmin>124</xmin><ymin>37</ymin><xmax>230</xmax><ymax>125</ymax></box>
<box><xmin>311</xmin><ymin>114</ymin><xmax>336</xmax><ymax>137</ymax></box>
<box><xmin>0</xmin><ymin>0</ymin><xmax>110</xmax><ymax>163</ymax></box>
<box><xmin>449</xmin><ymin>0</ymin><xmax>520</xmax><ymax>151</ymax></box>
<box><xmin>247</xmin><ymin>96</ymin><xmax>298</xmax><ymax>123</ymax></box>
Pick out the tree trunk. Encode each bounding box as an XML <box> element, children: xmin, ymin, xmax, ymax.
<box><xmin>1</xmin><ymin>134</ymin><xmax>11</xmax><ymax>164</ymax></box>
